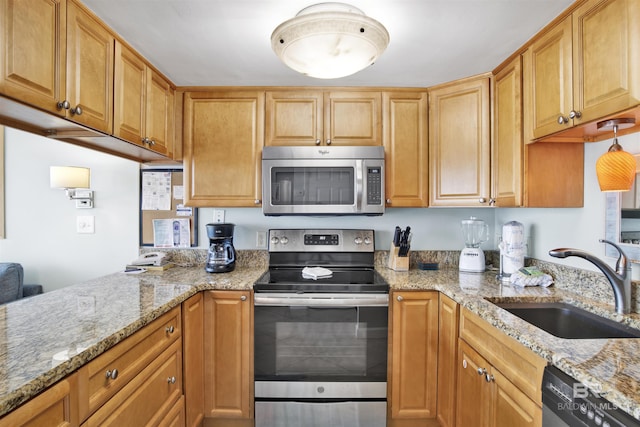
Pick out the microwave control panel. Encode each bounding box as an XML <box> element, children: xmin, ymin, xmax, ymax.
<box><xmin>367</xmin><ymin>167</ymin><xmax>382</xmax><ymax>205</ymax></box>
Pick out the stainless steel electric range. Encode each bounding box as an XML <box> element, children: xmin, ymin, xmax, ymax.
<box><xmin>253</xmin><ymin>229</ymin><xmax>389</xmax><ymax>427</ymax></box>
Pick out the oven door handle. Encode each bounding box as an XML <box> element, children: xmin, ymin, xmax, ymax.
<box><xmin>254</xmin><ymin>294</ymin><xmax>388</xmax><ymax>307</ymax></box>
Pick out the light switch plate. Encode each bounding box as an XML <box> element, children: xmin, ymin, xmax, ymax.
<box><xmin>77</xmin><ymin>216</ymin><xmax>95</xmax><ymax>234</ymax></box>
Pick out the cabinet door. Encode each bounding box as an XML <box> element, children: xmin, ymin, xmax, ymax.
<box><xmin>183</xmin><ymin>293</ymin><xmax>204</xmax><ymax>427</ymax></box>
<box><xmin>204</xmin><ymin>290</ymin><xmax>253</xmax><ymax>420</ymax></box>
<box><xmin>82</xmin><ymin>340</ymin><xmax>183</xmax><ymax>427</ymax></box>
<box><xmin>455</xmin><ymin>340</ymin><xmax>489</xmax><ymax>427</ymax></box>
<box><xmin>437</xmin><ymin>294</ymin><xmax>459</xmax><ymax>427</ymax></box>
<box><xmin>325</xmin><ymin>91</ymin><xmax>381</xmax><ymax>145</ymax></box>
<box><xmin>573</xmin><ymin>0</ymin><xmax>640</xmax><ymax>123</ymax></box>
<box><xmin>491</xmin><ymin>369</ymin><xmax>542</xmax><ymax>427</ymax></box>
<box><xmin>66</xmin><ymin>0</ymin><xmax>114</xmax><ymax>133</ymax></box>
<box><xmin>0</xmin><ymin>374</ymin><xmax>78</xmax><ymax>427</ymax></box>
<box><xmin>265</xmin><ymin>90</ymin><xmax>323</xmax><ymax>146</ymax></box>
<box><xmin>145</xmin><ymin>67</ymin><xmax>173</xmax><ymax>156</ymax></box>
<box><xmin>113</xmin><ymin>42</ymin><xmax>146</xmax><ymax>146</ymax></box>
<box><xmin>0</xmin><ymin>0</ymin><xmax>66</xmax><ymax>115</ymax></box>
<box><xmin>183</xmin><ymin>91</ymin><xmax>264</xmax><ymax>207</ymax></box>
<box><xmin>383</xmin><ymin>91</ymin><xmax>429</xmax><ymax>207</ymax></box>
<box><xmin>523</xmin><ymin>16</ymin><xmax>573</xmax><ymax>140</ymax></box>
<box><xmin>390</xmin><ymin>291</ymin><xmax>438</xmax><ymax>421</ymax></box>
<box><xmin>429</xmin><ymin>75</ymin><xmax>490</xmax><ymax>207</ymax></box>
<box><xmin>492</xmin><ymin>57</ymin><xmax>523</xmax><ymax>207</ymax></box>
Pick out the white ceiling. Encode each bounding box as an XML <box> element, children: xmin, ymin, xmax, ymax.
<box><xmin>81</xmin><ymin>0</ymin><xmax>574</xmax><ymax>88</ymax></box>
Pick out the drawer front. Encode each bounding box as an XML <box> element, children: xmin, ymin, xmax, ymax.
<box><xmin>459</xmin><ymin>307</ymin><xmax>546</xmax><ymax>405</ymax></box>
<box><xmin>82</xmin><ymin>339</ymin><xmax>183</xmax><ymax>427</ymax></box>
<box><xmin>79</xmin><ymin>306</ymin><xmax>181</xmax><ymax>421</ymax></box>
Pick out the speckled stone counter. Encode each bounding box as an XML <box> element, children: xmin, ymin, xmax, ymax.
<box><xmin>1</xmin><ymin>249</ymin><xmax>640</xmax><ymax>422</ymax></box>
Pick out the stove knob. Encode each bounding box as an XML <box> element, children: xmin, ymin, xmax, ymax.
<box><xmin>354</xmin><ymin>237</ymin><xmax>363</xmax><ymax>245</ymax></box>
<box><xmin>280</xmin><ymin>236</ymin><xmax>289</xmax><ymax>245</ymax></box>
<box><xmin>364</xmin><ymin>237</ymin><xmax>372</xmax><ymax>245</ymax></box>
<box><xmin>270</xmin><ymin>236</ymin><xmax>280</xmax><ymax>245</ymax></box>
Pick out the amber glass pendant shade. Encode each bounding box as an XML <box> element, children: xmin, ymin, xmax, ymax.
<box><xmin>595</xmin><ymin>118</ymin><xmax>637</xmax><ymax>192</ymax></box>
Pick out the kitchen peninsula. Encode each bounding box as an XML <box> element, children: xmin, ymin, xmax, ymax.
<box><xmin>1</xmin><ymin>253</ymin><xmax>639</xmax><ymax>426</ymax></box>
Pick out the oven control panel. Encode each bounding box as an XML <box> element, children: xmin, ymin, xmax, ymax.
<box><xmin>268</xmin><ymin>229</ymin><xmax>375</xmax><ymax>252</ymax></box>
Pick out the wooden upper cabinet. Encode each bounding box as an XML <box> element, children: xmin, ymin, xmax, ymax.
<box><xmin>0</xmin><ymin>0</ymin><xmax>67</xmax><ymax>115</ymax></box>
<box><xmin>114</xmin><ymin>41</ymin><xmax>173</xmax><ymax>157</ymax></box>
<box><xmin>492</xmin><ymin>57</ymin><xmax>523</xmax><ymax>207</ymax></box>
<box><xmin>523</xmin><ymin>15</ymin><xmax>573</xmax><ymax>141</ymax></box>
<box><xmin>66</xmin><ymin>0</ymin><xmax>114</xmax><ymax>133</ymax></box>
<box><xmin>383</xmin><ymin>91</ymin><xmax>428</xmax><ymax>207</ymax></box>
<box><xmin>429</xmin><ymin>74</ymin><xmax>491</xmax><ymax>207</ymax></box>
<box><xmin>573</xmin><ymin>0</ymin><xmax>640</xmax><ymax>123</ymax></box>
<box><xmin>524</xmin><ymin>0</ymin><xmax>640</xmax><ymax>141</ymax></box>
<box><xmin>183</xmin><ymin>91</ymin><xmax>264</xmax><ymax>207</ymax></box>
<box><xmin>265</xmin><ymin>90</ymin><xmax>381</xmax><ymax>146</ymax></box>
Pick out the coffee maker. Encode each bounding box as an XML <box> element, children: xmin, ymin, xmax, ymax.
<box><xmin>205</xmin><ymin>223</ymin><xmax>236</xmax><ymax>273</ymax></box>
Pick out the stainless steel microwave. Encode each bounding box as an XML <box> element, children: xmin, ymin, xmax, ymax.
<box><xmin>262</xmin><ymin>146</ymin><xmax>385</xmax><ymax>216</ymax></box>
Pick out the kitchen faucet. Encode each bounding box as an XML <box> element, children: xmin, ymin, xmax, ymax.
<box><xmin>549</xmin><ymin>239</ymin><xmax>632</xmax><ymax>314</ymax></box>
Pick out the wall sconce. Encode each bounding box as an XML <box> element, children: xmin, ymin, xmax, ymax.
<box><xmin>50</xmin><ymin>166</ymin><xmax>94</xmax><ymax>208</ymax></box>
<box><xmin>595</xmin><ymin>118</ymin><xmax>637</xmax><ymax>192</ymax></box>
<box><xmin>271</xmin><ymin>3</ymin><xmax>389</xmax><ymax>79</ymax></box>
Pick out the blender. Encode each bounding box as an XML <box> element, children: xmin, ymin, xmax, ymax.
<box><xmin>459</xmin><ymin>217</ymin><xmax>489</xmax><ymax>272</ymax></box>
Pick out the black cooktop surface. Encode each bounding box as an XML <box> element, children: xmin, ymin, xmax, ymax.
<box><xmin>253</xmin><ymin>267</ymin><xmax>389</xmax><ymax>293</ymax></box>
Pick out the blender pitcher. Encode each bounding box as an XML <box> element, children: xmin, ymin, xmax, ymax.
<box><xmin>459</xmin><ymin>217</ymin><xmax>489</xmax><ymax>272</ymax></box>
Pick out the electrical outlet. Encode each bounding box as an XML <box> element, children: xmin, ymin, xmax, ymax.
<box><xmin>213</xmin><ymin>209</ymin><xmax>225</xmax><ymax>223</ymax></box>
<box><xmin>256</xmin><ymin>231</ymin><xmax>267</xmax><ymax>248</ymax></box>
<box><xmin>77</xmin><ymin>216</ymin><xmax>95</xmax><ymax>234</ymax></box>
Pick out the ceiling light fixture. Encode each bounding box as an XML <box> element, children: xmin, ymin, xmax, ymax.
<box><xmin>595</xmin><ymin>118</ymin><xmax>637</xmax><ymax>192</ymax></box>
<box><xmin>271</xmin><ymin>3</ymin><xmax>389</xmax><ymax>79</ymax></box>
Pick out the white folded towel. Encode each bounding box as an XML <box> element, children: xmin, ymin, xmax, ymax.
<box><xmin>509</xmin><ymin>267</ymin><xmax>553</xmax><ymax>287</ymax></box>
<box><xmin>302</xmin><ymin>266</ymin><xmax>333</xmax><ymax>280</ymax></box>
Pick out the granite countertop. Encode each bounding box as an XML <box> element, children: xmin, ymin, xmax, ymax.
<box><xmin>1</xmin><ymin>258</ymin><xmax>640</xmax><ymax>421</ymax></box>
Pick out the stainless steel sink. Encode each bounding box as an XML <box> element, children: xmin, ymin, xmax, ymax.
<box><xmin>492</xmin><ymin>302</ymin><xmax>640</xmax><ymax>339</ymax></box>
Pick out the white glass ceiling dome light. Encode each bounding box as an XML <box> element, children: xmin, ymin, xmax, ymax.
<box><xmin>271</xmin><ymin>3</ymin><xmax>390</xmax><ymax>79</ymax></box>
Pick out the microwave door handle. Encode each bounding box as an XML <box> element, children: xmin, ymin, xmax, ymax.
<box><xmin>356</xmin><ymin>161</ymin><xmax>363</xmax><ymax>211</ymax></box>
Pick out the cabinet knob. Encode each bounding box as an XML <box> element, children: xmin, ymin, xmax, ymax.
<box><xmin>240</xmin><ymin>295</ymin><xmax>247</xmax><ymax>301</ymax></box>
<box><xmin>462</xmin><ymin>359</ymin><xmax>468</xmax><ymax>369</ymax></box>
<box><xmin>386</xmin><ymin>199</ymin><xmax>391</xmax><ymax>204</ymax></box>
<box><xmin>485</xmin><ymin>373</ymin><xmax>495</xmax><ymax>383</ymax></box>
<box><xmin>396</xmin><ymin>295</ymin><xmax>403</xmax><ymax>302</ymax></box>
<box><xmin>142</xmin><ymin>137</ymin><xmax>149</xmax><ymax>144</ymax></box>
<box><xmin>477</xmin><ymin>367</ymin><xmax>487</xmax><ymax>376</ymax></box>
<box><xmin>254</xmin><ymin>199</ymin><xmax>261</xmax><ymax>205</ymax></box>
<box><xmin>105</xmin><ymin>369</ymin><xmax>118</xmax><ymax>380</ymax></box>
<box><xmin>57</xmin><ymin>100</ymin><xmax>70</xmax><ymax>110</ymax></box>
<box><xmin>165</xmin><ymin>325</ymin><xmax>174</xmax><ymax>333</ymax></box>
<box><xmin>70</xmin><ymin>105</ymin><xmax>82</xmax><ymax>116</ymax></box>
<box><xmin>489</xmin><ymin>198</ymin><xmax>496</xmax><ymax>206</ymax></box>
<box><xmin>569</xmin><ymin>110</ymin><xmax>582</xmax><ymax>120</ymax></box>
<box><xmin>148</xmin><ymin>139</ymin><xmax>156</xmax><ymax>146</ymax></box>
<box><xmin>326</xmin><ymin>139</ymin><xmax>331</xmax><ymax>145</ymax></box>
<box><xmin>557</xmin><ymin>115</ymin><xmax>569</xmax><ymax>124</ymax></box>
<box><xmin>315</xmin><ymin>139</ymin><xmax>321</xmax><ymax>145</ymax></box>
<box><xmin>479</xmin><ymin>197</ymin><xmax>487</xmax><ymax>204</ymax></box>
<box><xmin>167</xmin><ymin>376</ymin><xmax>176</xmax><ymax>384</ymax></box>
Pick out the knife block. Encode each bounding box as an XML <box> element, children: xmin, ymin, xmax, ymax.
<box><xmin>388</xmin><ymin>242</ymin><xmax>409</xmax><ymax>271</ymax></box>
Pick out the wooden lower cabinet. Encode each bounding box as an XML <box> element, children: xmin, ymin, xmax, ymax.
<box><xmin>0</xmin><ymin>373</ymin><xmax>79</xmax><ymax>427</ymax></box>
<box><xmin>456</xmin><ymin>308</ymin><xmax>545</xmax><ymax>427</ymax></box>
<box><xmin>203</xmin><ymin>290</ymin><xmax>253</xmax><ymax>426</ymax></box>
<box><xmin>388</xmin><ymin>291</ymin><xmax>439</xmax><ymax>426</ymax></box>
<box><xmin>183</xmin><ymin>293</ymin><xmax>205</xmax><ymax>427</ymax></box>
<box><xmin>81</xmin><ymin>340</ymin><xmax>183</xmax><ymax>427</ymax></box>
<box><xmin>436</xmin><ymin>294</ymin><xmax>459</xmax><ymax>427</ymax></box>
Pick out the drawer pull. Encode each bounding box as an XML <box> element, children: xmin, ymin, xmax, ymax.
<box><xmin>485</xmin><ymin>373</ymin><xmax>495</xmax><ymax>383</ymax></box>
<box><xmin>165</xmin><ymin>325</ymin><xmax>175</xmax><ymax>333</ymax></box>
<box><xmin>167</xmin><ymin>376</ymin><xmax>176</xmax><ymax>384</ymax></box>
<box><xmin>105</xmin><ymin>369</ymin><xmax>118</xmax><ymax>380</ymax></box>
<box><xmin>396</xmin><ymin>295</ymin><xmax>403</xmax><ymax>302</ymax></box>
<box><xmin>240</xmin><ymin>295</ymin><xmax>247</xmax><ymax>301</ymax></box>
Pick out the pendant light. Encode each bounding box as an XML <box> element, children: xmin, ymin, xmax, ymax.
<box><xmin>595</xmin><ymin>118</ymin><xmax>637</xmax><ymax>192</ymax></box>
<box><xmin>271</xmin><ymin>3</ymin><xmax>389</xmax><ymax>79</ymax></box>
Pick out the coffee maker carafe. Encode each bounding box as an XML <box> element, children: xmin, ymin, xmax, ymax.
<box><xmin>205</xmin><ymin>223</ymin><xmax>236</xmax><ymax>273</ymax></box>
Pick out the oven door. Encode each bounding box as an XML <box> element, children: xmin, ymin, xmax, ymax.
<box><xmin>254</xmin><ymin>293</ymin><xmax>388</xmax><ymax>383</ymax></box>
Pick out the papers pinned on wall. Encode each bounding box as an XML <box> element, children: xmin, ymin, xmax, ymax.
<box><xmin>142</xmin><ymin>171</ymin><xmax>172</xmax><ymax>210</ymax></box>
<box><xmin>152</xmin><ymin>218</ymin><xmax>191</xmax><ymax>248</ymax></box>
